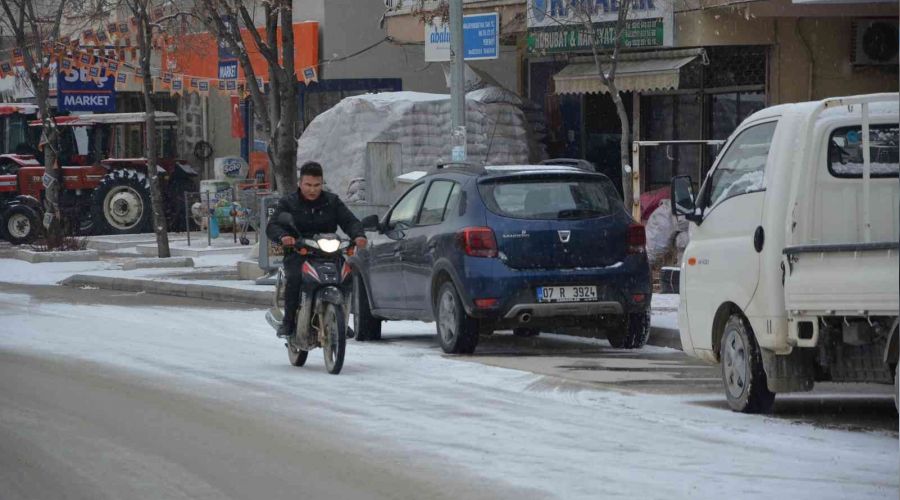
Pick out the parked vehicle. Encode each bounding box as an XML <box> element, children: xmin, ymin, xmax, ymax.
<box><xmin>350</xmin><ymin>164</ymin><xmax>652</xmax><ymax>354</ymax></box>
<box><xmin>0</xmin><ymin>158</ymin><xmax>44</xmax><ymax>245</ymax></box>
<box><xmin>265</xmin><ymin>214</ymin><xmax>355</xmax><ymax>374</ymax></box>
<box><xmin>671</xmin><ymin>93</ymin><xmax>899</xmax><ymax>413</ymax></box>
<box><xmin>0</xmin><ymin>112</ymin><xmax>198</xmax><ymax>237</ymax></box>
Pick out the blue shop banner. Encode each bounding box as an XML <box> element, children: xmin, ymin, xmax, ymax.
<box><xmin>58</xmin><ymin>69</ymin><xmax>116</xmax><ymax>113</ymax></box>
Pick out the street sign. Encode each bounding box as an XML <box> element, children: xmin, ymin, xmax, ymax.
<box><xmin>218</xmin><ymin>60</ymin><xmax>238</xmax><ymax>80</ymax></box>
<box><xmin>425</xmin><ymin>13</ymin><xmax>499</xmax><ymax>62</ymax></box>
<box><xmin>57</xmin><ymin>69</ymin><xmax>116</xmax><ymax>113</ymax></box>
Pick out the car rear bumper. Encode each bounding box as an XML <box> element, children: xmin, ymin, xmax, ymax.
<box><xmin>455</xmin><ymin>255</ymin><xmax>651</xmax><ymax>323</ymax></box>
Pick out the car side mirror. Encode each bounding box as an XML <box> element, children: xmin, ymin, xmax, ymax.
<box><xmin>671</xmin><ymin>175</ymin><xmax>702</xmax><ymax>224</ymax></box>
<box><xmin>360</xmin><ymin>214</ymin><xmax>380</xmax><ymax>232</ymax></box>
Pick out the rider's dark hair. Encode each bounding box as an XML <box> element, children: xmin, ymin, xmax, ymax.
<box><xmin>299</xmin><ymin>161</ymin><xmax>323</xmax><ymax>178</ymax></box>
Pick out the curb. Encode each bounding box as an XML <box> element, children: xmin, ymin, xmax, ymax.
<box><xmin>61</xmin><ymin>274</ymin><xmax>273</xmax><ymax>306</ymax></box>
<box><xmin>14</xmin><ymin>249</ymin><xmax>100</xmax><ymax>263</ymax></box>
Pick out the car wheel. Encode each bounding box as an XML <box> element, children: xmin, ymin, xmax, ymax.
<box><xmin>721</xmin><ymin>314</ymin><xmax>775</xmax><ymax>414</ymax></box>
<box><xmin>513</xmin><ymin>327</ymin><xmax>540</xmax><ymax>338</ymax></box>
<box><xmin>435</xmin><ymin>281</ymin><xmax>479</xmax><ymax>354</ymax></box>
<box><xmin>606</xmin><ymin>312</ymin><xmax>650</xmax><ymax>349</ymax></box>
<box><xmin>352</xmin><ymin>273</ymin><xmax>381</xmax><ymax>342</ymax></box>
<box><xmin>1</xmin><ymin>205</ymin><xmax>42</xmax><ymax>245</ymax></box>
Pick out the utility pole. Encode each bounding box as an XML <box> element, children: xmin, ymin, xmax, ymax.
<box><xmin>449</xmin><ymin>0</ymin><xmax>466</xmax><ymax>161</ymax></box>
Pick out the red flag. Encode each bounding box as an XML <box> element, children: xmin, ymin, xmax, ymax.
<box><xmin>231</xmin><ymin>96</ymin><xmax>245</xmax><ymax>138</ymax></box>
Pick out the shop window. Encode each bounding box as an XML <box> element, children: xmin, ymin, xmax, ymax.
<box><xmin>704</xmin><ymin>46</ymin><xmax>766</xmax><ymax>88</ymax></box>
<box><xmin>642</xmin><ymin>94</ymin><xmax>702</xmax><ymax>190</ymax></box>
<box><xmin>710</xmin><ymin>91</ymin><xmax>765</xmax><ymax>140</ymax></box>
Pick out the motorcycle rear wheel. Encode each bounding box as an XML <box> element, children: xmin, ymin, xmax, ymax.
<box><xmin>322</xmin><ymin>302</ymin><xmax>346</xmax><ymax>375</ymax></box>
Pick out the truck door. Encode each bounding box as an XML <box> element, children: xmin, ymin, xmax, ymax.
<box><xmin>683</xmin><ymin>121</ymin><xmax>778</xmax><ymax>353</ymax></box>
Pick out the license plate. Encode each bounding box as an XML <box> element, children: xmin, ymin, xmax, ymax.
<box><xmin>536</xmin><ymin>285</ymin><xmax>597</xmax><ymax>303</ymax></box>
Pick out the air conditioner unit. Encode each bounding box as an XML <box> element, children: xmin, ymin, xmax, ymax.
<box><xmin>851</xmin><ymin>19</ymin><xmax>899</xmax><ymax>66</ymax></box>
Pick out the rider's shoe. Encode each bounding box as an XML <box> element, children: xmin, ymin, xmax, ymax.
<box><xmin>346</xmin><ymin>326</ymin><xmax>356</xmax><ymax>339</ymax></box>
<box><xmin>277</xmin><ymin>321</ymin><xmax>295</xmax><ymax>338</ymax></box>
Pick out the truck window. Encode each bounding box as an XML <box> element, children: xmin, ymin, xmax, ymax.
<box><xmin>828</xmin><ymin>124</ymin><xmax>899</xmax><ymax>178</ymax></box>
<box><xmin>704</xmin><ymin>121</ymin><xmax>776</xmax><ymax>209</ymax></box>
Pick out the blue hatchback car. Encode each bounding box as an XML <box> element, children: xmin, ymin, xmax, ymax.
<box><xmin>351</xmin><ymin>164</ymin><xmax>651</xmax><ymax>354</ymax></box>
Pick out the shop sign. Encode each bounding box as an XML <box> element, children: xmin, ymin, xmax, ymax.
<box><xmin>57</xmin><ymin>68</ymin><xmax>116</xmax><ymax>112</ymax></box>
<box><xmin>425</xmin><ymin>13</ymin><xmax>499</xmax><ymax>62</ymax></box>
<box><xmin>526</xmin><ymin>0</ymin><xmax>673</xmax><ymax>54</ymax></box>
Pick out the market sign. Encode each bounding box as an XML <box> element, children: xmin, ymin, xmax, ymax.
<box><xmin>526</xmin><ymin>0</ymin><xmax>673</xmax><ymax>54</ymax></box>
<box><xmin>425</xmin><ymin>13</ymin><xmax>499</xmax><ymax>62</ymax></box>
<box><xmin>57</xmin><ymin>68</ymin><xmax>116</xmax><ymax>112</ymax></box>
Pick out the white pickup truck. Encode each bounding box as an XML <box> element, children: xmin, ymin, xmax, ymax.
<box><xmin>671</xmin><ymin>93</ymin><xmax>899</xmax><ymax>413</ymax></box>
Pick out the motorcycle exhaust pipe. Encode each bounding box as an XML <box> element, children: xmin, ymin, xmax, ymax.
<box><xmin>519</xmin><ymin>312</ymin><xmax>532</xmax><ymax>324</ymax></box>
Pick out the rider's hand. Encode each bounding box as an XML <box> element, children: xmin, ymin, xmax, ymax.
<box><xmin>354</xmin><ymin>237</ymin><xmax>368</xmax><ymax>250</ymax></box>
<box><xmin>281</xmin><ymin>235</ymin><xmax>297</xmax><ymax>247</ymax></box>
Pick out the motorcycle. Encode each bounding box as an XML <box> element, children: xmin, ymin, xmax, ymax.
<box><xmin>265</xmin><ymin>215</ymin><xmax>355</xmax><ymax>374</ymax></box>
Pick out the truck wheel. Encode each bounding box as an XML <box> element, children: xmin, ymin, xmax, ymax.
<box><xmin>435</xmin><ymin>281</ymin><xmax>479</xmax><ymax>354</ymax></box>
<box><xmin>1</xmin><ymin>205</ymin><xmax>42</xmax><ymax>245</ymax></box>
<box><xmin>352</xmin><ymin>273</ymin><xmax>382</xmax><ymax>341</ymax></box>
<box><xmin>894</xmin><ymin>365</ymin><xmax>898</xmax><ymax>412</ymax></box>
<box><xmin>91</xmin><ymin>170</ymin><xmax>152</xmax><ymax>235</ymax></box>
<box><xmin>607</xmin><ymin>312</ymin><xmax>651</xmax><ymax>349</ymax></box>
<box><xmin>721</xmin><ymin>314</ymin><xmax>775</xmax><ymax>414</ymax></box>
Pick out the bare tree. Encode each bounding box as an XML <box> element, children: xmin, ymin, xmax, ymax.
<box><xmin>536</xmin><ymin>0</ymin><xmax>643</xmax><ymax>209</ymax></box>
<box><xmin>0</xmin><ymin>0</ymin><xmax>71</xmax><ymax>243</ymax></box>
<box><xmin>112</xmin><ymin>0</ymin><xmax>175</xmax><ymax>257</ymax></box>
<box><xmin>581</xmin><ymin>1</ymin><xmax>636</xmax><ymax>209</ymax></box>
<box><xmin>193</xmin><ymin>0</ymin><xmax>298</xmax><ymax>195</ymax></box>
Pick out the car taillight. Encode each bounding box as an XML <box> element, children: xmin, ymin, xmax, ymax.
<box><xmin>458</xmin><ymin>227</ymin><xmax>498</xmax><ymax>258</ymax></box>
<box><xmin>627</xmin><ymin>224</ymin><xmax>646</xmax><ymax>254</ymax></box>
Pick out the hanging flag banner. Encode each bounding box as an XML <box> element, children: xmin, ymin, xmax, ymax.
<box><xmin>171</xmin><ymin>77</ymin><xmax>183</xmax><ymax>94</ymax></box>
<box><xmin>231</xmin><ymin>96</ymin><xmax>245</xmax><ymax>138</ymax></box>
<box><xmin>58</xmin><ymin>68</ymin><xmax>116</xmax><ymax>112</ymax></box>
<box><xmin>198</xmin><ymin>80</ymin><xmax>210</xmax><ymax>96</ymax></box>
<box><xmin>301</xmin><ymin>66</ymin><xmax>317</xmax><ymax>84</ymax></box>
<box><xmin>115</xmin><ymin>72</ymin><xmax>128</xmax><ymax>90</ymax></box>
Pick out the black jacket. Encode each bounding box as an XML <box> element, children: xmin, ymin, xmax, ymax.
<box><xmin>266</xmin><ymin>190</ymin><xmax>364</xmax><ymax>243</ymax></box>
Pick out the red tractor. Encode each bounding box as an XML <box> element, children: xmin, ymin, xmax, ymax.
<box><xmin>0</xmin><ymin>112</ymin><xmax>199</xmax><ymax>243</ymax></box>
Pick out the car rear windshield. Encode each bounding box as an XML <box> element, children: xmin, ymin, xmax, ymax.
<box><xmin>479</xmin><ymin>177</ymin><xmax>621</xmax><ymax>220</ymax></box>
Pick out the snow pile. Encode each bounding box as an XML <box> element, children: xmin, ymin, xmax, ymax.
<box><xmin>296</xmin><ymin>89</ymin><xmax>533</xmax><ymax>201</ymax></box>
<box><xmin>645</xmin><ymin>199</ymin><xmax>676</xmax><ymax>264</ymax></box>
<box><xmin>0</xmin><ymin>258</ymin><xmax>116</xmax><ymax>285</ymax></box>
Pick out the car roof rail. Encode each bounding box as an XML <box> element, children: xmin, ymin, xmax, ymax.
<box><xmin>435</xmin><ymin>161</ymin><xmax>485</xmax><ymax>174</ymax></box>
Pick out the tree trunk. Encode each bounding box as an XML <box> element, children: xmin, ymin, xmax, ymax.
<box><xmin>607</xmin><ymin>81</ymin><xmax>633</xmax><ymax>218</ymax></box>
<box><xmin>137</xmin><ymin>5</ymin><xmax>170</xmax><ymax>257</ymax></box>
<box><xmin>34</xmin><ymin>82</ymin><xmax>64</xmax><ymax>243</ymax></box>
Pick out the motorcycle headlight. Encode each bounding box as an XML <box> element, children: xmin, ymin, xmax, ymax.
<box><xmin>317</xmin><ymin>238</ymin><xmax>341</xmax><ymax>253</ymax></box>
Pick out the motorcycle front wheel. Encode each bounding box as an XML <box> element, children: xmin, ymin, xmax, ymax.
<box><xmin>322</xmin><ymin>302</ymin><xmax>346</xmax><ymax>375</ymax></box>
<box><xmin>287</xmin><ymin>341</ymin><xmax>309</xmax><ymax>367</ymax></box>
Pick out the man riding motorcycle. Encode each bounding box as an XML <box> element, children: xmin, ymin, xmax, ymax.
<box><xmin>266</xmin><ymin>161</ymin><xmax>367</xmax><ymax>338</ymax></box>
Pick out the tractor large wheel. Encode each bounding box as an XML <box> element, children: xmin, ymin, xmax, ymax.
<box><xmin>90</xmin><ymin>170</ymin><xmax>152</xmax><ymax>235</ymax></box>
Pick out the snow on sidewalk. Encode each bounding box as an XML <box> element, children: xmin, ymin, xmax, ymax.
<box><xmin>0</xmin><ymin>292</ymin><xmax>895</xmax><ymax>499</ymax></box>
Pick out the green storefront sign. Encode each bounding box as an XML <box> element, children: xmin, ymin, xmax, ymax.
<box><xmin>527</xmin><ymin>18</ymin><xmax>665</xmax><ymax>54</ymax></box>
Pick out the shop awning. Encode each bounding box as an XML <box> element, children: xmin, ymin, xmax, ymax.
<box><xmin>553</xmin><ymin>50</ymin><xmax>704</xmax><ymax>95</ymax></box>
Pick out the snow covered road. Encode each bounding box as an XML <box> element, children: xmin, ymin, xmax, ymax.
<box><xmin>0</xmin><ymin>291</ymin><xmax>897</xmax><ymax>499</ymax></box>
